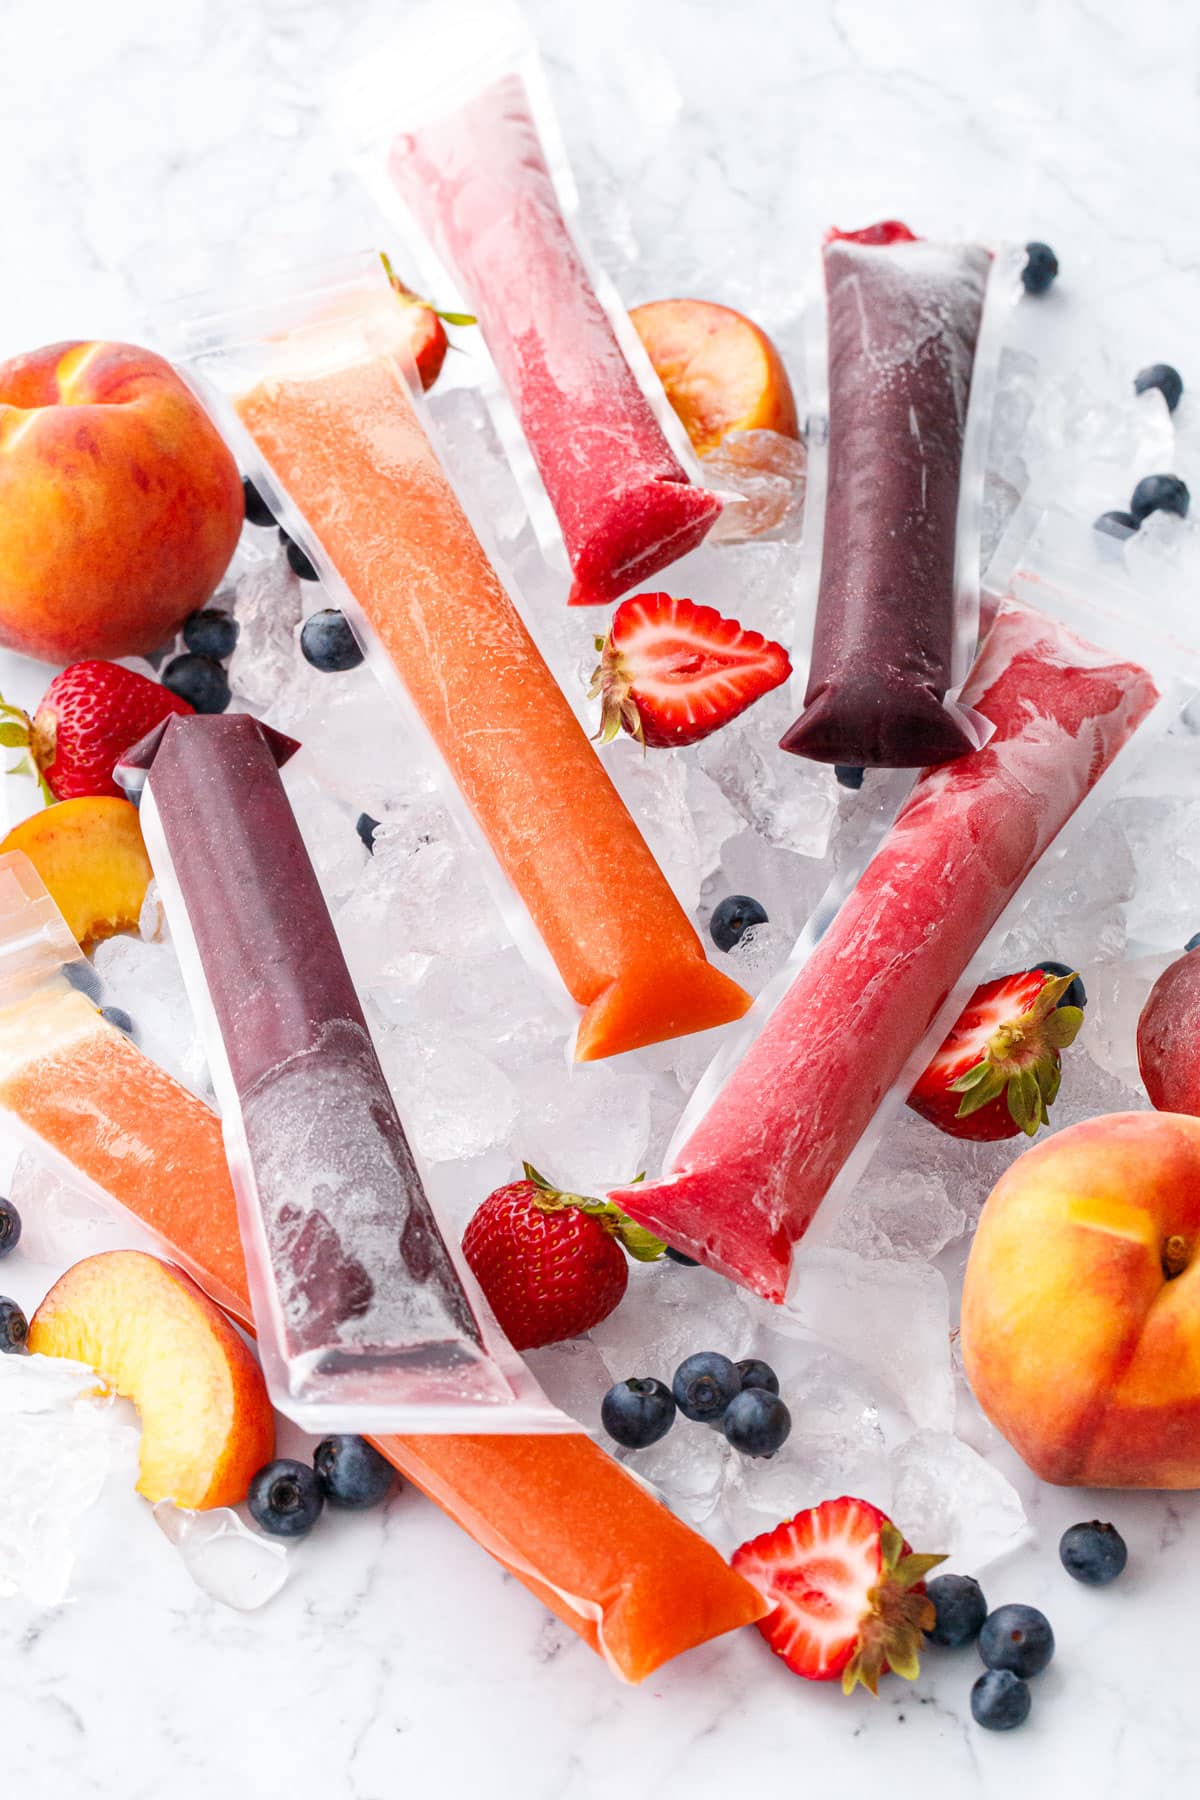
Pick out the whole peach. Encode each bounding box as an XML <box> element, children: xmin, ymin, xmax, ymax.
<box><xmin>1138</xmin><ymin>946</ymin><xmax>1200</xmax><ymax>1114</ymax></box>
<box><xmin>962</xmin><ymin>1111</ymin><xmax>1200</xmax><ymax>1488</ymax></box>
<box><xmin>0</xmin><ymin>341</ymin><xmax>242</xmax><ymax>660</ymax></box>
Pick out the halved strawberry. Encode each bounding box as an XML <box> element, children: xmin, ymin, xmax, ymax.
<box><xmin>732</xmin><ymin>1496</ymin><xmax>945</xmax><ymax>1694</ymax></box>
<box><xmin>908</xmin><ymin>969</ymin><xmax>1084</xmax><ymax>1142</ymax></box>
<box><xmin>590</xmin><ymin>593</ymin><xmax>791</xmax><ymax>749</ymax></box>
<box><xmin>381</xmin><ymin>253</ymin><xmax>475</xmax><ymax>392</ymax></box>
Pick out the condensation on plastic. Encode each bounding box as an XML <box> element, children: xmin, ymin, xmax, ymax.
<box><xmin>671</xmin><ymin>502</ymin><xmax>1200</xmax><ymax>1280</ymax></box>
<box><xmin>126</xmin><ymin>779</ymin><xmax>574</xmax><ymax>1438</ymax></box>
<box><xmin>787</xmin><ymin>236</ymin><xmax>1026</xmax><ymax>753</ymax></box>
<box><xmin>158</xmin><ymin>254</ymin><xmax>575</xmax><ymax>1029</ymax></box>
<box><xmin>330</xmin><ymin>0</ymin><xmax>717</xmax><ymax>568</ymax></box>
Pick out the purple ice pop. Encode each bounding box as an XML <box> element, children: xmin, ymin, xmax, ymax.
<box><xmin>781</xmin><ymin>225</ymin><xmax>990</xmax><ymax>769</ymax></box>
<box><xmin>118</xmin><ymin>712</ymin><xmax>509</xmax><ymax>1421</ymax></box>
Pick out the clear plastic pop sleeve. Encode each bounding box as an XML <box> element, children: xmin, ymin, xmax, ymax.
<box><xmin>112</xmin><ymin>712</ymin><xmax>569</xmax><ymax>1436</ymax></box>
<box><xmin>331</xmin><ymin>0</ymin><xmax>722</xmax><ymax>606</ymax></box>
<box><xmin>782</xmin><ymin>223</ymin><xmax>1024</xmax><ymax>770</ymax></box>
<box><xmin>611</xmin><ymin>503</ymin><xmax>1200</xmax><ymax>1301</ymax></box>
<box><xmin>159</xmin><ymin>254</ymin><xmax>749</xmax><ymax>1065</ymax></box>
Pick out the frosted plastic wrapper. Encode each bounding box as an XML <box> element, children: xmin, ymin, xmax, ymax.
<box><xmin>332</xmin><ymin>0</ymin><xmax>722</xmax><ymax>605</ymax></box>
<box><xmin>613</xmin><ymin>504</ymin><xmax>1200</xmax><ymax>1300</ymax></box>
<box><xmin>783</xmin><ymin>225</ymin><xmax>1024</xmax><ymax>769</ymax></box>
<box><xmin>159</xmin><ymin>255</ymin><xmax>749</xmax><ymax>1064</ymax></box>
<box><xmin>112</xmin><ymin>712</ymin><xmax>566</xmax><ymax>1435</ymax></box>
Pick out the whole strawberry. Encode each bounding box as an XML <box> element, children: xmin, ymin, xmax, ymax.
<box><xmin>908</xmin><ymin>968</ymin><xmax>1084</xmax><ymax>1141</ymax></box>
<box><xmin>1</xmin><ymin>661</ymin><xmax>193</xmax><ymax>801</ymax></box>
<box><xmin>462</xmin><ymin>1164</ymin><xmax>664</xmax><ymax>1351</ymax></box>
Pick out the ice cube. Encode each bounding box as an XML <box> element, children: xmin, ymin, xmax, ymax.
<box><xmin>8</xmin><ymin>1152</ymin><xmax>153</xmax><ymax>1264</ymax></box>
<box><xmin>153</xmin><ymin>1501</ymin><xmax>290</xmax><ymax>1611</ymax></box>
<box><xmin>90</xmin><ymin>933</ymin><xmax>210</xmax><ymax>1099</ymax></box>
<box><xmin>833</xmin><ymin>1167</ymin><xmax>968</xmax><ymax>1264</ymax></box>
<box><xmin>590</xmin><ymin>1258</ymin><xmax>756</xmax><ymax>1387</ymax></box>
<box><xmin>619</xmin><ymin>1421</ymin><xmax>732</xmax><ymax>1526</ymax></box>
<box><xmin>138</xmin><ymin>879</ymin><xmax>167</xmax><ymax>943</ymax></box>
<box><xmin>227</xmin><ymin>556</ymin><xmax>304</xmax><ymax>714</ymax></box>
<box><xmin>425</xmin><ymin>385</ymin><xmax>528</xmax><ymax>553</ymax></box>
<box><xmin>1085</xmin><ymin>954</ymin><xmax>1174</xmax><ymax>1089</ymax></box>
<box><xmin>889</xmin><ymin>1430</ymin><xmax>1030</xmax><ymax>1571</ymax></box>
<box><xmin>713</xmin><ymin>827</ymin><xmax>829</xmax><ymax>945</ymax></box>
<box><xmin>514</xmin><ymin>1056</ymin><xmax>651</xmax><ymax>1195</ymax></box>
<box><xmin>0</xmin><ymin>1355</ymin><xmax>139</xmax><ymax>1605</ymax></box>
<box><xmin>785</xmin><ymin>1250</ymin><xmax>956</xmax><ymax>1433</ymax></box>
<box><xmin>521</xmin><ymin>1338</ymin><xmax>614</xmax><ymax>1429</ymax></box>
<box><xmin>602</xmin><ymin>740</ymin><xmax>705</xmax><ymax>915</ymax></box>
<box><xmin>375</xmin><ymin>1027</ymin><xmax>519</xmax><ymax>1165</ymax></box>
<box><xmin>712</xmin><ymin>920</ymin><xmax>793</xmax><ymax>998</ymax></box>
<box><xmin>704</xmin><ymin>430</ymin><xmax>807</xmax><ymax>543</ymax></box>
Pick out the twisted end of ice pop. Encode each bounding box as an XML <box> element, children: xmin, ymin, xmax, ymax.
<box><xmin>567</xmin><ymin>479</ymin><xmax>723</xmax><ymax>608</ymax></box>
<box><xmin>574</xmin><ymin>952</ymin><xmax>751</xmax><ymax>1063</ymax></box>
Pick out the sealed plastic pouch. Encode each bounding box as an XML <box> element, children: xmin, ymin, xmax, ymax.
<box><xmin>782</xmin><ymin>223</ymin><xmax>1024</xmax><ymax>769</ymax></box>
<box><xmin>161</xmin><ymin>255</ymin><xmax>750</xmax><ymax>1064</ymax></box>
<box><xmin>613</xmin><ymin>503</ymin><xmax>1200</xmax><ymax>1299</ymax></box>
<box><xmin>111</xmin><ymin>712</ymin><xmax>568</xmax><ymax>1435</ymax></box>
<box><xmin>332</xmin><ymin>0</ymin><xmax>722</xmax><ymax>605</ymax></box>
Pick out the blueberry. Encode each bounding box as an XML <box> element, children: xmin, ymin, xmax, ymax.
<box><xmin>300</xmin><ymin>610</ymin><xmax>364</xmax><ymax>673</ymax></box>
<box><xmin>1134</xmin><ymin>363</ymin><xmax>1183</xmax><ymax>414</ymax></box>
<box><xmin>971</xmin><ymin>1668</ymin><xmax>1031</xmax><ymax>1731</ymax></box>
<box><xmin>247</xmin><ymin>1458</ymin><xmax>325</xmax><ymax>1538</ymax></box>
<box><xmin>709</xmin><ymin>895</ymin><xmax>768</xmax><ymax>953</ymax></box>
<box><xmin>672</xmin><ymin>1351</ymin><xmax>741</xmax><ymax>1423</ymax></box>
<box><xmin>100</xmin><ymin>1006</ymin><xmax>136</xmax><ymax>1039</ymax></box>
<box><xmin>1094</xmin><ymin>509</ymin><xmax>1139</xmax><ymax>541</ymax></box>
<box><xmin>978</xmin><ymin>1603</ymin><xmax>1054</xmax><ymax>1678</ymax></box>
<box><xmin>63</xmin><ymin>959</ymin><xmax>103</xmax><ymax>1002</ymax></box>
<box><xmin>926</xmin><ymin>1573</ymin><xmax>988</xmax><ymax>1648</ymax></box>
<box><xmin>1022</xmin><ymin>242</ymin><xmax>1059</xmax><ymax>296</ymax></box>
<box><xmin>734</xmin><ymin>1357</ymin><xmax>780</xmax><ymax>1396</ymax></box>
<box><xmin>313</xmin><ymin>1435</ymin><xmax>396</xmax><ymax>1509</ymax></box>
<box><xmin>1034</xmin><ymin>960</ymin><xmax>1087</xmax><ymax>1010</ymax></box>
<box><xmin>243</xmin><ymin>478</ymin><xmax>275</xmax><ymax>528</ymax></box>
<box><xmin>182</xmin><ymin>609</ymin><xmax>239</xmax><ymax>661</ymax></box>
<box><xmin>835</xmin><ymin>765</ymin><xmax>865</xmax><ymax>790</ymax></box>
<box><xmin>356</xmin><ymin>813</ymin><xmax>380</xmax><ymax>854</ymax></box>
<box><xmin>1059</xmin><ymin>1520</ymin><xmax>1127</xmax><ymax>1587</ymax></box>
<box><xmin>664</xmin><ymin>1246</ymin><xmax>700</xmax><ymax>1266</ymax></box>
<box><xmin>0</xmin><ymin>1297</ymin><xmax>28</xmax><ymax>1353</ymax></box>
<box><xmin>601</xmin><ymin>1377</ymin><xmax>677</xmax><ymax>1449</ymax></box>
<box><xmin>0</xmin><ymin>1199</ymin><xmax>20</xmax><ymax>1259</ymax></box>
<box><xmin>1130</xmin><ymin>473</ymin><xmax>1190</xmax><ymax>524</ymax></box>
<box><xmin>287</xmin><ymin>540</ymin><xmax>319</xmax><ymax>581</ymax></box>
<box><xmin>722</xmin><ymin>1387</ymin><xmax>791</xmax><ymax>1457</ymax></box>
<box><xmin>1186</xmin><ymin>931</ymin><xmax>1200</xmax><ymax>953</ymax></box>
<box><xmin>162</xmin><ymin>653</ymin><xmax>231</xmax><ymax>715</ymax></box>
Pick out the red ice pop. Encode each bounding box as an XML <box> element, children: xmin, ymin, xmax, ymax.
<box><xmin>387</xmin><ymin>70</ymin><xmax>722</xmax><ymax>604</ymax></box>
<box><xmin>615</xmin><ymin>601</ymin><xmax>1160</xmax><ymax>1300</ymax></box>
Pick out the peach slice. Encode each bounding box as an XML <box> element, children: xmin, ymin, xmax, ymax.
<box><xmin>29</xmin><ymin>1251</ymin><xmax>274</xmax><ymax>1508</ymax></box>
<box><xmin>0</xmin><ymin>796</ymin><xmax>151</xmax><ymax>945</ymax></box>
<box><xmin>630</xmin><ymin>299</ymin><xmax>799</xmax><ymax>456</ymax></box>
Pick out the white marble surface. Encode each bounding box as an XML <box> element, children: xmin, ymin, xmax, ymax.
<box><xmin>2</xmin><ymin>0</ymin><xmax>1200</xmax><ymax>1794</ymax></box>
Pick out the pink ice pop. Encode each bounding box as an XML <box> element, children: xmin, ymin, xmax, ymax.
<box><xmin>388</xmin><ymin>71</ymin><xmax>721</xmax><ymax>605</ymax></box>
<box><xmin>613</xmin><ymin>601</ymin><xmax>1160</xmax><ymax>1301</ymax></box>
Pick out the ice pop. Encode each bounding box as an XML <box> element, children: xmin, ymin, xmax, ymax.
<box><xmin>782</xmin><ymin>224</ymin><xmax>990</xmax><ymax>769</ymax></box>
<box><xmin>0</xmin><ymin>856</ymin><xmax>765</xmax><ymax>1680</ymax></box>
<box><xmin>615</xmin><ymin>601</ymin><xmax>1160</xmax><ymax>1300</ymax></box>
<box><xmin>116</xmin><ymin>712</ymin><xmax>543</xmax><ymax>1433</ymax></box>
<box><xmin>222</xmin><ymin>275</ymin><xmax>748</xmax><ymax>1061</ymax></box>
<box><xmin>386</xmin><ymin>70</ymin><xmax>722</xmax><ymax>605</ymax></box>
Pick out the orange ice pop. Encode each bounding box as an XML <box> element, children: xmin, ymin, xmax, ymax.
<box><xmin>223</xmin><ymin>277</ymin><xmax>748</xmax><ymax>1061</ymax></box>
<box><xmin>0</xmin><ymin>867</ymin><xmax>764</xmax><ymax>1679</ymax></box>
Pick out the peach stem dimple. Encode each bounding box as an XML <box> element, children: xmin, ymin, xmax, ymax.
<box><xmin>1162</xmin><ymin>1234</ymin><xmax>1190</xmax><ymax>1279</ymax></box>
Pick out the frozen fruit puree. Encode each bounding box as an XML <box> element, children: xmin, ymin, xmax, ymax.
<box><xmin>782</xmin><ymin>225</ymin><xmax>990</xmax><ymax>768</ymax></box>
<box><xmin>232</xmin><ymin>298</ymin><xmax>748</xmax><ymax>1061</ymax></box>
<box><xmin>0</xmin><ymin>859</ymin><xmax>763</xmax><ymax>1679</ymax></box>
<box><xmin>386</xmin><ymin>71</ymin><xmax>721</xmax><ymax>605</ymax></box>
<box><xmin>614</xmin><ymin>601</ymin><xmax>1160</xmax><ymax>1300</ymax></box>
<box><xmin>117</xmin><ymin>711</ymin><xmax>515</xmax><ymax>1427</ymax></box>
